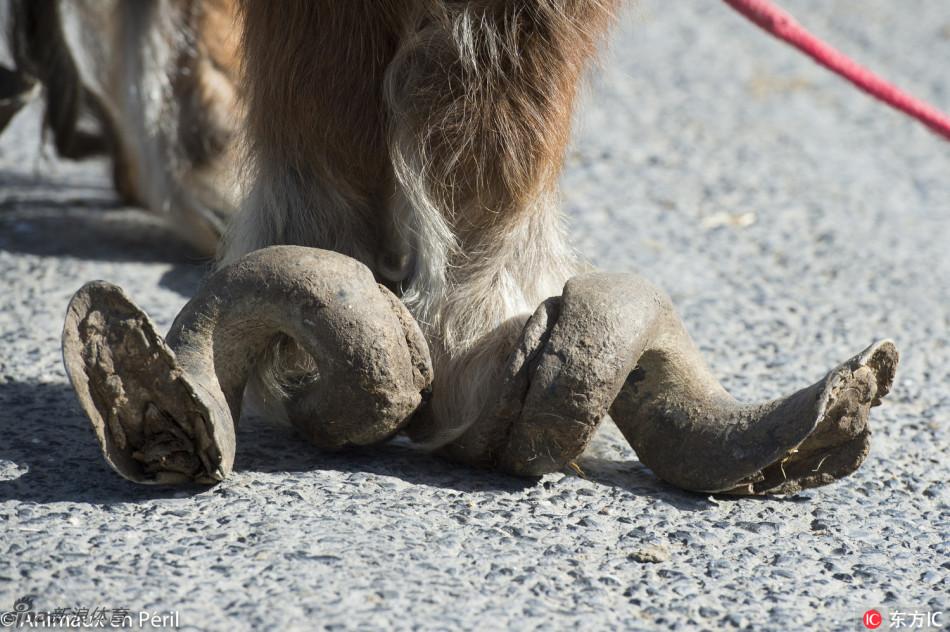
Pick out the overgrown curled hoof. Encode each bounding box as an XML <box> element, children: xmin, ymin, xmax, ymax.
<box><xmin>62</xmin><ymin>250</ymin><xmax>897</xmax><ymax>496</ymax></box>
<box><xmin>62</xmin><ymin>246</ymin><xmax>432</xmax><ymax>485</ymax></box>
<box><xmin>446</xmin><ymin>272</ymin><xmax>900</xmax><ymax>496</ymax></box>
<box><xmin>62</xmin><ymin>282</ymin><xmax>231</xmax><ymax>484</ymax></box>
<box><xmin>723</xmin><ymin>340</ymin><xmax>898</xmax><ymax>495</ymax></box>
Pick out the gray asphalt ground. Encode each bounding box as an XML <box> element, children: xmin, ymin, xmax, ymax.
<box><xmin>1</xmin><ymin>1</ymin><xmax>948</xmax><ymax>630</ymax></box>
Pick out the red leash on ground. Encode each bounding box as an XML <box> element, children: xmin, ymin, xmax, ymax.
<box><xmin>723</xmin><ymin>0</ymin><xmax>950</xmax><ymax>141</ymax></box>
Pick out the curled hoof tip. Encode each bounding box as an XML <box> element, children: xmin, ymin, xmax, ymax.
<box><xmin>851</xmin><ymin>339</ymin><xmax>898</xmax><ymax>406</ymax></box>
<box><xmin>725</xmin><ymin>340</ymin><xmax>899</xmax><ymax>496</ymax></box>
<box><xmin>62</xmin><ymin>281</ymin><xmax>231</xmax><ymax>485</ymax></box>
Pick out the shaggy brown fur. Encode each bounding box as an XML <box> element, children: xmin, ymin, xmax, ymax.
<box><xmin>227</xmin><ymin>1</ymin><xmax>620</xmax><ymax>446</ymax></box>
<box><xmin>1</xmin><ymin>1</ymin><xmax>622</xmax><ymax>448</ymax></box>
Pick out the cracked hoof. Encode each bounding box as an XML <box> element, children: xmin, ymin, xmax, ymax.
<box><xmin>62</xmin><ymin>247</ymin><xmax>433</xmax><ymax>485</ymax></box>
<box><xmin>450</xmin><ymin>271</ymin><xmax>899</xmax><ymax>496</ymax></box>
<box><xmin>62</xmin><ymin>282</ymin><xmax>232</xmax><ymax>484</ymax></box>
<box><xmin>723</xmin><ymin>340</ymin><xmax>898</xmax><ymax>495</ymax></box>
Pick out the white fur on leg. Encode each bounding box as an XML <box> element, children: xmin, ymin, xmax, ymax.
<box><xmin>218</xmin><ymin>163</ymin><xmax>381</xmax><ymax>427</ymax></box>
<box><xmin>398</xmin><ymin>189</ymin><xmax>580</xmax><ymax>448</ymax></box>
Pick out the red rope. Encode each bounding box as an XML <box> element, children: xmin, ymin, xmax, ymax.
<box><xmin>723</xmin><ymin>0</ymin><xmax>950</xmax><ymax>141</ymax></box>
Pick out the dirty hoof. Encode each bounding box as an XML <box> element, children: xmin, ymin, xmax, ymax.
<box><xmin>724</xmin><ymin>340</ymin><xmax>898</xmax><ymax>495</ymax></box>
<box><xmin>62</xmin><ymin>282</ymin><xmax>232</xmax><ymax>485</ymax></box>
<box><xmin>62</xmin><ymin>246</ymin><xmax>433</xmax><ymax>485</ymax></box>
<box><xmin>449</xmin><ymin>271</ymin><xmax>899</xmax><ymax>496</ymax></box>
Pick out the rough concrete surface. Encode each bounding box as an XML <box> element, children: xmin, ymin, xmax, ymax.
<box><xmin>1</xmin><ymin>1</ymin><xmax>947</xmax><ymax>630</ymax></box>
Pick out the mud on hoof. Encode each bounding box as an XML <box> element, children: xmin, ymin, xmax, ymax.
<box><xmin>63</xmin><ymin>282</ymin><xmax>230</xmax><ymax>485</ymax></box>
<box><xmin>447</xmin><ymin>272</ymin><xmax>900</xmax><ymax>497</ymax></box>
<box><xmin>724</xmin><ymin>340</ymin><xmax>899</xmax><ymax>495</ymax></box>
<box><xmin>62</xmin><ymin>247</ymin><xmax>433</xmax><ymax>486</ymax></box>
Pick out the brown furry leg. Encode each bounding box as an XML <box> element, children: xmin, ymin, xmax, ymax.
<box><xmin>222</xmin><ymin>1</ymin><xmax>414</xmax><ymax>266</ymax></box>
<box><xmin>385</xmin><ymin>1</ymin><xmax>619</xmax><ymax>450</ymax></box>
<box><xmin>221</xmin><ymin>1</ymin><xmax>416</xmax><ymax>422</ymax></box>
